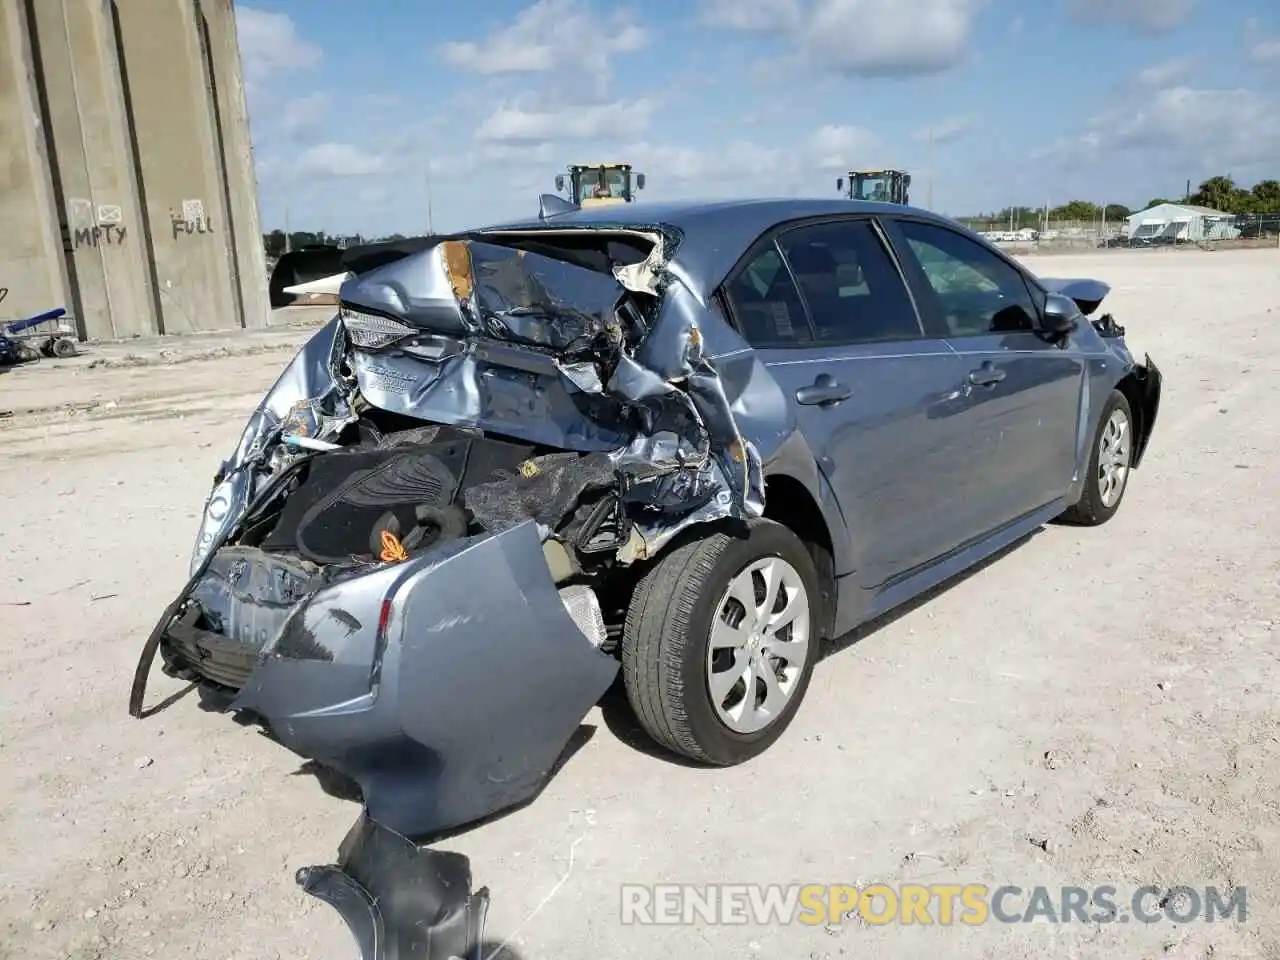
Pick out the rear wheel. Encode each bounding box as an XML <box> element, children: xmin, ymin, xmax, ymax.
<box><xmin>1059</xmin><ymin>389</ymin><xmax>1133</xmax><ymax>526</ymax></box>
<box><xmin>621</xmin><ymin>520</ymin><xmax>819</xmax><ymax>765</ymax></box>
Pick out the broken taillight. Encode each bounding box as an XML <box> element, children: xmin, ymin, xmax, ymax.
<box><xmin>370</xmin><ymin>596</ymin><xmax>394</xmax><ymax>692</ymax></box>
<box><xmin>339</xmin><ymin>306</ymin><xmax>416</xmax><ymax>350</ymax></box>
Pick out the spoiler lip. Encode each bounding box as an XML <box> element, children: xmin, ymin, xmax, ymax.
<box><xmin>538</xmin><ymin>193</ymin><xmax>578</xmax><ymax>220</ymax></box>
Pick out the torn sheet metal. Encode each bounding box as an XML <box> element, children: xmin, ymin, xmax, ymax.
<box><xmin>190</xmin><ymin>316</ymin><xmax>356</xmax><ymax>575</ymax></box>
<box><xmin>336</xmin><ymin>230</ymin><xmax>765</xmax><ymax>549</ymax></box>
<box><xmin>184</xmin><ymin>223</ymin><xmax>764</xmax><ymax>588</ymax></box>
<box><xmin>298</xmin><ymin>812</ymin><xmax>489</xmax><ymax>960</ymax></box>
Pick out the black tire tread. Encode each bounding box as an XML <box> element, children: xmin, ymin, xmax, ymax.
<box><xmin>621</xmin><ymin>531</ymin><xmax>736</xmax><ymax>764</ymax></box>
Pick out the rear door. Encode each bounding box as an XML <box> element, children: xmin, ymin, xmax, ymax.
<box><xmin>883</xmin><ymin>217</ymin><xmax>1086</xmax><ymax>536</ymax></box>
<box><xmin>720</xmin><ymin>216</ymin><xmax>972</xmax><ymax>589</ymax></box>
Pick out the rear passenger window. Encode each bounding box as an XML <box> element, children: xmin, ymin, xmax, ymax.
<box><xmin>724</xmin><ymin>243</ymin><xmax>814</xmax><ymax>348</ymax></box>
<box><xmin>777</xmin><ymin>220</ymin><xmax>922</xmax><ymax>345</ymax></box>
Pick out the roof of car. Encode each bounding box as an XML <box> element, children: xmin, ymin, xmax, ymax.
<box><xmin>479</xmin><ymin>197</ymin><xmax>949</xmax><ymax>302</ymax></box>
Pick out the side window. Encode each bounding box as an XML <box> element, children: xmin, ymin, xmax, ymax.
<box><xmin>777</xmin><ymin>220</ymin><xmax>922</xmax><ymax>345</ymax></box>
<box><xmin>895</xmin><ymin>220</ymin><xmax>1039</xmax><ymax>337</ymax></box>
<box><xmin>724</xmin><ymin>242</ymin><xmax>814</xmax><ymax>348</ymax></box>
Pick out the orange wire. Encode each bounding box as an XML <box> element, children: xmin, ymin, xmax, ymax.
<box><xmin>379</xmin><ymin>529</ymin><xmax>408</xmax><ymax>563</ymax></box>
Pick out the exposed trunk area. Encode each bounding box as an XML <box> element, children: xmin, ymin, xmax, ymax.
<box><xmin>168</xmin><ymin>416</ymin><xmax>635</xmax><ymax>688</ymax></box>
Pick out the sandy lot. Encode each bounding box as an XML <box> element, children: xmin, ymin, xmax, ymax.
<box><xmin>1</xmin><ymin>248</ymin><xmax>1276</xmax><ymax>960</ymax></box>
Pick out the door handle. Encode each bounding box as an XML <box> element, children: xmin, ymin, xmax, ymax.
<box><xmin>795</xmin><ymin>374</ymin><xmax>852</xmax><ymax>406</ymax></box>
<box><xmin>967</xmin><ymin>365</ymin><xmax>1005</xmax><ymax>387</ymax></box>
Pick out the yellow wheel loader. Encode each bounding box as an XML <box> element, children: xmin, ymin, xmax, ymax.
<box><xmin>555</xmin><ymin>163</ymin><xmax>646</xmax><ymax>208</ymax></box>
<box><xmin>837</xmin><ymin>169</ymin><xmax>911</xmax><ymax>205</ymax></box>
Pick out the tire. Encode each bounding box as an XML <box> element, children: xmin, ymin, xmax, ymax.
<box><xmin>621</xmin><ymin>519</ymin><xmax>821</xmax><ymax>766</ymax></box>
<box><xmin>1059</xmin><ymin>389</ymin><xmax>1134</xmax><ymax>526</ymax></box>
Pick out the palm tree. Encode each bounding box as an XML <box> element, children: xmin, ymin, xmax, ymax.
<box><xmin>1190</xmin><ymin>176</ymin><xmax>1237</xmax><ymax>212</ymax></box>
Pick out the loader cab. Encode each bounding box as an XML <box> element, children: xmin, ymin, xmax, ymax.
<box><xmin>838</xmin><ymin>169</ymin><xmax>911</xmax><ymax>205</ymax></box>
<box><xmin>555</xmin><ymin>164</ymin><xmax>646</xmax><ymax>207</ymax></box>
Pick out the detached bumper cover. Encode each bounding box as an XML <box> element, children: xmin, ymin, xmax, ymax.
<box><xmin>297</xmin><ymin>813</ymin><xmax>489</xmax><ymax>960</ymax></box>
<box><xmin>1131</xmin><ymin>353</ymin><xmax>1162</xmax><ymax>468</ymax></box>
<box><xmin>147</xmin><ymin>520</ymin><xmax>619</xmax><ymax>839</ymax></box>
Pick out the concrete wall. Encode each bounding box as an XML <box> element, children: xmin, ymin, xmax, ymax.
<box><xmin>199</xmin><ymin>0</ymin><xmax>269</xmax><ymax>329</ymax></box>
<box><xmin>0</xmin><ymin>0</ymin><xmax>71</xmax><ymax>322</ymax></box>
<box><xmin>27</xmin><ymin>0</ymin><xmax>160</xmax><ymax>339</ymax></box>
<box><xmin>0</xmin><ymin>0</ymin><xmax>267</xmax><ymax>340</ymax></box>
<box><xmin>113</xmin><ymin>0</ymin><xmax>241</xmax><ymax>334</ymax></box>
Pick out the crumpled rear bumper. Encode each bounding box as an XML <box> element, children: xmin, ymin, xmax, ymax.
<box><xmin>142</xmin><ymin>520</ymin><xmax>619</xmax><ymax>840</ymax></box>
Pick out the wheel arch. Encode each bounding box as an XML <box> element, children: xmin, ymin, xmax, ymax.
<box><xmin>761</xmin><ymin>472</ymin><xmax>841</xmax><ymax>639</ymax></box>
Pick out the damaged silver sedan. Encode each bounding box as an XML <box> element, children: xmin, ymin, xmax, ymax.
<box><xmin>131</xmin><ymin>198</ymin><xmax>1162</xmax><ymax>840</ymax></box>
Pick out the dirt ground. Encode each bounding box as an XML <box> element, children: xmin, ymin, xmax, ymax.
<box><xmin>1</xmin><ymin>248</ymin><xmax>1276</xmax><ymax>960</ymax></box>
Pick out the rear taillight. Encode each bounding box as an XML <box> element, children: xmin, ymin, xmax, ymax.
<box><xmin>340</xmin><ymin>305</ymin><xmax>415</xmax><ymax>350</ymax></box>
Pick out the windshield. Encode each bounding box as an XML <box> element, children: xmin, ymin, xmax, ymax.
<box><xmin>852</xmin><ymin>175</ymin><xmax>891</xmax><ymax>202</ymax></box>
<box><xmin>576</xmin><ymin>167</ymin><xmax>628</xmax><ymax>201</ymax></box>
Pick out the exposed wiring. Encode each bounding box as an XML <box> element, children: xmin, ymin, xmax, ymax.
<box><xmin>379</xmin><ymin>529</ymin><xmax>408</xmax><ymax>563</ymax></box>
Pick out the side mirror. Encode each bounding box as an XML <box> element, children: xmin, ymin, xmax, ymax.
<box><xmin>636</xmin><ymin>173</ymin><xmax>646</xmax><ymax>190</ymax></box>
<box><xmin>555</xmin><ymin>175</ymin><xmax>565</xmax><ymax>192</ymax></box>
<box><xmin>1040</xmin><ymin>293</ymin><xmax>1080</xmax><ymax>337</ymax></box>
<box><xmin>836</xmin><ymin>177</ymin><xmax>844</xmax><ymax>193</ymax></box>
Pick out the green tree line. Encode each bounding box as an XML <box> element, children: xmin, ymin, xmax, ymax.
<box><xmin>958</xmin><ymin>176</ymin><xmax>1280</xmax><ymax>228</ymax></box>
<box><xmin>261</xmin><ymin>229</ymin><xmax>410</xmax><ymax>258</ymax></box>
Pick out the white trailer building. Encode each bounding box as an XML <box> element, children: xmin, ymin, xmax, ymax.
<box><xmin>1124</xmin><ymin>203</ymin><xmax>1240</xmax><ymax>243</ymax></box>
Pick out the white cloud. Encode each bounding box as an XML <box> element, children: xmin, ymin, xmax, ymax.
<box><xmin>803</xmin><ymin>0</ymin><xmax>977</xmax><ymax>76</ymax></box>
<box><xmin>705</xmin><ymin>0</ymin><xmax>979</xmax><ymax>77</ymax></box>
<box><xmin>235</xmin><ymin>7</ymin><xmax>322</xmax><ymax>90</ymax></box>
<box><xmin>474</xmin><ymin>99</ymin><xmax>657</xmax><ymax>144</ymax></box>
<box><xmin>278</xmin><ymin>92</ymin><xmax>329</xmax><ymax>140</ymax></box>
<box><xmin>1062</xmin><ymin>0</ymin><xmax>1194</xmax><ymax>35</ymax></box>
<box><xmin>1028</xmin><ymin>130</ymin><xmax>1104</xmax><ymax>165</ymax></box>
<box><xmin>1034</xmin><ymin>84</ymin><xmax>1280</xmax><ymax>175</ymax></box>
<box><xmin>441</xmin><ymin>0</ymin><xmax>647</xmax><ymax>83</ymax></box>
<box><xmin>1245</xmin><ymin>18</ymin><xmax>1280</xmax><ymax>65</ymax></box>
<box><xmin>1106</xmin><ymin>87</ymin><xmax>1279</xmax><ymax>160</ymax></box>
<box><xmin>441</xmin><ymin>0</ymin><xmax>656</xmax><ymax>146</ymax></box>
<box><xmin>699</xmin><ymin>0</ymin><xmax>803</xmax><ymax>31</ymax></box>
<box><xmin>294</xmin><ymin>143</ymin><xmax>393</xmax><ymax>178</ymax></box>
<box><xmin>913</xmin><ymin>114</ymin><xmax>975</xmax><ymax>144</ymax></box>
<box><xmin>614</xmin><ymin>139</ymin><xmax>802</xmax><ymax>197</ymax></box>
<box><xmin>615</xmin><ymin>124</ymin><xmax>884</xmax><ymax>194</ymax></box>
<box><xmin>810</xmin><ymin>124</ymin><xmax>879</xmax><ymax>170</ymax></box>
<box><xmin>1135</xmin><ymin>57</ymin><xmax>1196</xmax><ymax>87</ymax></box>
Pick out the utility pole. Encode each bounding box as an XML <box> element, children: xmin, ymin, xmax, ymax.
<box><xmin>927</xmin><ymin>127</ymin><xmax>935</xmax><ymax>210</ymax></box>
<box><xmin>424</xmin><ymin>165</ymin><xmax>435</xmax><ymax>236</ymax></box>
<box><xmin>284</xmin><ymin>205</ymin><xmax>292</xmax><ymax>253</ymax></box>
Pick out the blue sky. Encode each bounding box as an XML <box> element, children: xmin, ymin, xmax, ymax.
<box><xmin>235</xmin><ymin>0</ymin><xmax>1280</xmax><ymax>236</ymax></box>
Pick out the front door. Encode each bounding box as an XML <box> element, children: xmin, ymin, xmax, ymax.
<box><xmin>885</xmin><ymin>218</ymin><xmax>1086</xmax><ymax>534</ymax></box>
<box><xmin>721</xmin><ymin>217</ymin><xmax>972</xmax><ymax>589</ymax></box>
